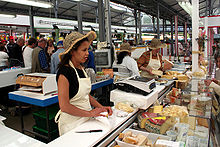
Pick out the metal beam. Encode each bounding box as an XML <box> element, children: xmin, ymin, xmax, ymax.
<box><xmin>170</xmin><ymin>18</ymin><xmax>174</xmax><ymax>56</ymax></box>
<box><xmin>54</xmin><ymin>0</ymin><xmax>58</xmax><ymax>18</ymax></box>
<box><xmin>170</xmin><ymin>2</ymin><xmax>178</xmax><ymax>7</ymax></box>
<box><xmin>124</xmin><ymin>18</ymin><xmax>135</xmax><ymax>25</ymax></box>
<box><xmin>98</xmin><ymin>0</ymin><xmax>105</xmax><ymax>41</ymax></box>
<box><xmin>77</xmin><ymin>1</ymin><xmax>82</xmax><ymax>33</ymax></box>
<box><xmin>151</xmin><ymin>0</ymin><xmax>187</xmax><ymax>22</ymax></box>
<box><xmin>0</xmin><ymin>2</ymin><xmax>9</xmax><ymax>8</ymax></box>
<box><xmin>29</xmin><ymin>6</ymin><xmax>34</xmax><ymax>38</ymax></box>
<box><xmin>59</xmin><ymin>4</ymin><xmax>77</xmax><ymax>15</ymax></box>
<box><xmin>83</xmin><ymin>7</ymin><xmax>97</xmax><ymax>15</ymax></box>
<box><xmin>157</xmin><ymin>1</ymin><xmax>160</xmax><ymax>39</ymax></box>
<box><xmin>134</xmin><ymin>9</ymin><xmax>138</xmax><ymax>45</ymax></box>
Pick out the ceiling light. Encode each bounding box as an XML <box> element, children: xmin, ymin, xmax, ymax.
<box><xmin>0</xmin><ymin>13</ymin><xmax>16</xmax><ymax>18</ymax></box>
<box><xmin>1</xmin><ymin>0</ymin><xmax>53</xmax><ymax>8</ymax></box>
<box><xmin>178</xmin><ymin>0</ymin><xmax>192</xmax><ymax>17</ymax></box>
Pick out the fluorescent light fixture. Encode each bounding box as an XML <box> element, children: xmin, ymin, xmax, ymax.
<box><xmin>89</xmin><ymin>0</ymin><xmax>97</xmax><ymax>2</ymax></box>
<box><xmin>1</xmin><ymin>0</ymin><xmax>53</xmax><ymax>8</ymax></box>
<box><xmin>178</xmin><ymin>0</ymin><xmax>192</xmax><ymax>17</ymax></box>
<box><xmin>110</xmin><ymin>2</ymin><xmax>132</xmax><ymax>13</ymax></box>
<box><xmin>0</xmin><ymin>13</ymin><xmax>16</xmax><ymax>18</ymax></box>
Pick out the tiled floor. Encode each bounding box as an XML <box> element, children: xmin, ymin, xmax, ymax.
<box><xmin>0</xmin><ymin>106</ymin><xmax>36</xmax><ymax>138</ymax></box>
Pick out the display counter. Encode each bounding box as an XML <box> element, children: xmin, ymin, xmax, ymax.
<box><xmin>3</xmin><ymin>77</ymin><xmax>173</xmax><ymax>147</ymax></box>
<box><xmin>0</xmin><ymin>124</ymin><xmax>45</xmax><ymax>147</ymax></box>
<box><xmin>0</xmin><ymin>67</ymin><xmax>31</xmax><ymax>88</ymax></box>
<box><xmin>5</xmin><ymin>60</ymin><xmax>217</xmax><ymax>146</ymax></box>
<box><xmin>47</xmin><ymin>81</ymin><xmax>172</xmax><ymax>147</ymax></box>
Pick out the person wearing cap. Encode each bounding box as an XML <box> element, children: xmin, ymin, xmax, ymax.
<box><xmin>55</xmin><ymin>31</ymin><xmax>112</xmax><ymax>136</ymax></box>
<box><xmin>6</xmin><ymin>36</ymin><xmax>16</xmax><ymax>57</ymax></box>
<box><xmin>50</xmin><ymin>40</ymin><xmax>65</xmax><ymax>74</ymax></box>
<box><xmin>1</xmin><ymin>40</ymin><xmax>7</xmax><ymax>46</ymax></box>
<box><xmin>112</xmin><ymin>42</ymin><xmax>140</xmax><ymax>78</ymax></box>
<box><xmin>137</xmin><ymin>38</ymin><xmax>168</xmax><ymax>78</ymax></box>
<box><xmin>23</xmin><ymin>38</ymin><xmax>37</xmax><ymax>67</ymax></box>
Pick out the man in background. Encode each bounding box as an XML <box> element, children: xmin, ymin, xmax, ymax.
<box><xmin>31</xmin><ymin>38</ymin><xmax>49</xmax><ymax>73</ymax></box>
<box><xmin>50</xmin><ymin>40</ymin><xmax>64</xmax><ymax>74</ymax></box>
<box><xmin>6</xmin><ymin>36</ymin><xmax>16</xmax><ymax>58</ymax></box>
<box><xmin>23</xmin><ymin>38</ymin><xmax>37</xmax><ymax>67</ymax></box>
<box><xmin>7</xmin><ymin>37</ymin><xmax>24</xmax><ymax>67</ymax></box>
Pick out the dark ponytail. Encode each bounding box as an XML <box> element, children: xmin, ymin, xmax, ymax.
<box><xmin>117</xmin><ymin>51</ymin><xmax>129</xmax><ymax>64</ymax></box>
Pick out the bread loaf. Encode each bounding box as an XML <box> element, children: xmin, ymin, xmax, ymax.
<box><xmin>123</xmin><ymin>136</ymin><xmax>138</xmax><ymax>144</ymax></box>
<box><xmin>136</xmin><ymin>134</ymin><xmax>148</xmax><ymax>146</ymax></box>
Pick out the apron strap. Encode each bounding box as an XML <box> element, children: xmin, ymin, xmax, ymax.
<box><xmin>55</xmin><ymin>110</ymin><xmax>62</xmax><ymax>123</ymax></box>
<box><xmin>150</xmin><ymin>52</ymin><xmax>160</xmax><ymax>61</ymax></box>
<box><xmin>69</xmin><ymin>60</ymin><xmax>89</xmax><ymax>78</ymax></box>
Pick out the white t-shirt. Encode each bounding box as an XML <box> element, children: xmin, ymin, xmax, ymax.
<box><xmin>23</xmin><ymin>46</ymin><xmax>33</xmax><ymax>67</ymax></box>
<box><xmin>0</xmin><ymin>51</ymin><xmax>9</xmax><ymax>67</ymax></box>
<box><xmin>113</xmin><ymin>55</ymin><xmax>140</xmax><ymax>77</ymax></box>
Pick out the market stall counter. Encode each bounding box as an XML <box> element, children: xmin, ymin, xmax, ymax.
<box><xmin>8</xmin><ymin>78</ymin><xmax>114</xmax><ymax>142</ymax></box>
<box><xmin>0</xmin><ymin>124</ymin><xmax>46</xmax><ymax>147</ymax></box>
<box><xmin>0</xmin><ymin>67</ymin><xmax>31</xmax><ymax>88</ymax></box>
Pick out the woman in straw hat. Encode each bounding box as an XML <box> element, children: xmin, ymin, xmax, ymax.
<box><xmin>137</xmin><ymin>38</ymin><xmax>167</xmax><ymax>78</ymax></box>
<box><xmin>55</xmin><ymin>31</ymin><xmax>112</xmax><ymax>136</ymax></box>
<box><xmin>112</xmin><ymin>43</ymin><xmax>140</xmax><ymax>78</ymax></box>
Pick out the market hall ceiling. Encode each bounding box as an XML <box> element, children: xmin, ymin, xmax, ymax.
<box><xmin>0</xmin><ymin>0</ymin><xmax>219</xmax><ymax>26</ymax></box>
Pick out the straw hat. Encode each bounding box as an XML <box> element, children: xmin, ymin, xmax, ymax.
<box><xmin>118</xmin><ymin>43</ymin><xmax>135</xmax><ymax>52</ymax></box>
<box><xmin>59</xmin><ymin>31</ymin><xmax>96</xmax><ymax>60</ymax></box>
<box><xmin>148</xmin><ymin>38</ymin><xmax>167</xmax><ymax>49</ymax></box>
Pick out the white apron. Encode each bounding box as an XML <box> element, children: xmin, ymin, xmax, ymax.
<box><xmin>141</xmin><ymin>52</ymin><xmax>161</xmax><ymax>78</ymax></box>
<box><xmin>55</xmin><ymin>60</ymin><xmax>92</xmax><ymax>136</ymax></box>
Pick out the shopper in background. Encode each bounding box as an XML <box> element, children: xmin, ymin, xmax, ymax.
<box><xmin>137</xmin><ymin>38</ymin><xmax>168</xmax><ymax>78</ymax></box>
<box><xmin>6</xmin><ymin>36</ymin><xmax>16</xmax><ymax>57</ymax></box>
<box><xmin>205</xmin><ymin>53</ymin><xmax>220</xmax><ymax>96</ymax></box>
<box><xmin>1</xmin><ymin>40</ymin><xmax>7</xmax><ymax>47</ymax></box>
<box><xmin>112</xmin><ymin>42</ymin><xmax>140</xmax><ymax>78</ymax></box>
<box><xmin>23</xmin><ymin>38</ymin><xmax>37</xmax><ymax>67</ymax></box>
<box><xmin>31</xmin><ymin>38</ymin><xmax>49</xmax><ymax>73</ymax></box>
<box><xmin>8</xmin><ymin>37</ymin><xmax>25</xmax><ymax>67</ymax></box>
<box><xmin>83</xmin><ymin>45</ymin><xmax>96</xmax><ymax>72</ymax></box>
<box><xmin>55</xmin><ymin>31</ymin><xmax>112</xmax><ymax>136</ymax></box>
<box><xmin>0</xmin><ymin>44</ymin><xmax>9</xmax><ymax>70</ymax></box>
<box><xmin>214</xmin><ymin>52</ymin><xmax>220</xmax><ymax>80</ymax></box>
<box><xmin>46</xmin><ymin>39</ymin><xmax>57</xmax><ymax>56</ymax></box>
<box><xmin>50</xmin><ymin>40</ymin><xmax>64</xmax><ymax>74</ymax></box>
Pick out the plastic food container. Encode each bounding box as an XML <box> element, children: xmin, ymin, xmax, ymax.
<box><xmin>186</xmin><ymin>136</ymin><xmax>199</xmax><ymax>147</ymax></box>
<box><xmin>166</xmin><ymin>130</ymin><xmax>178</xmax><ymax>141</ymax></box>
<box><xmin>116</xmin><ymin>128</ymin><xmax>171</xmax><ymax>147</ymax></box>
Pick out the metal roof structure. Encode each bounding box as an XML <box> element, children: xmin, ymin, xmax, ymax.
<box><xmin>0</xmin><ymin>0</ymin><xmax>219</xmax><ymax>26</ymax></box>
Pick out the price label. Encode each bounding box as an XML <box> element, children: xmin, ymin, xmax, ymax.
<box><xmin>153</xmin><ymin>105</ymin><xmax>163</xmax><ymax>113</ymax></box>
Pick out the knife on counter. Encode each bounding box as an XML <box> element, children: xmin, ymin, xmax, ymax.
<box><xmin>75</xmin><ymin>129</ymin><xmax>103</xmax><ymax>133</ymax></box>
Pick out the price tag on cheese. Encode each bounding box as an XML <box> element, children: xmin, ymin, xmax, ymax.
<box><xmin>150</xmin><ymin>116</ymin><xmax>166</xmax><ymax>120</ymax></box>
<box><xmin>153</xmin><ymin>105</ymin><xmax>163</xmax><ymax>113</ymax></box>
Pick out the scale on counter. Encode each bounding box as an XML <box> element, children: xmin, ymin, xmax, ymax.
<box><xmin>115</xmin><ymin>76</ymin><xmax>156</xmax><ymax>96</ymax></box>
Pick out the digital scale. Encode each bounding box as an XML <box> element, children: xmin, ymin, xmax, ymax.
<box><xmin>115</xmin><ymin>76</ymin><xmax>156</xmax><ymax>96</ymax></box>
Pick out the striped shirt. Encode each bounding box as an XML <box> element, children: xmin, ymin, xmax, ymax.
<box><xmin>137</xmin><ymin>51</ymin><xmax>163</xmax><ymax>69</ymax></box>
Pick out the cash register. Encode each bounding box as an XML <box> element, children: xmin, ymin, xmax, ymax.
<box><xmin>115</xmin><ymin>76</ymin><xmax>156</xmax><ymax>96</ymax></box>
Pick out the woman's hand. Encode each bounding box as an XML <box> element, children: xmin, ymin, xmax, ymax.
<box><xmin>212</xmin><ymin>78</ymin><xmax>218</xmax><ymax>84</ymax></box>
<box><xmin>89</xmin><ymin>107</ymin><xmax>107</xmax><ymax>117</ymax></box>
<box><xmin>146</xmin><ymin>68</ymin><xmax>153</xmax><ymax>75</ymax></box>
<box><xmin>204</xmin><ymin>80</ymin><xmax>212</xmax><ymax>86</ymax></box>
<box><xmin>102</xmin><ymin>106</ymin><xmax>113</xmax><ymax>116</ymax></box>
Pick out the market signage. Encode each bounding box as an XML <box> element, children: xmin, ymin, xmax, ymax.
<box><xmin>0</xmin><ymin>15</ymin><xmax>29</xmax><ymax>26</ymax></box>
<box><xmin>200</xmin><ymin>15</ymin><xmax>220</xmax><ymax>28</ymax></box>
<box><xmin>34</xmin><ymin>16</ymin><xmax>77</xmax><ymax>29</ymax></box>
